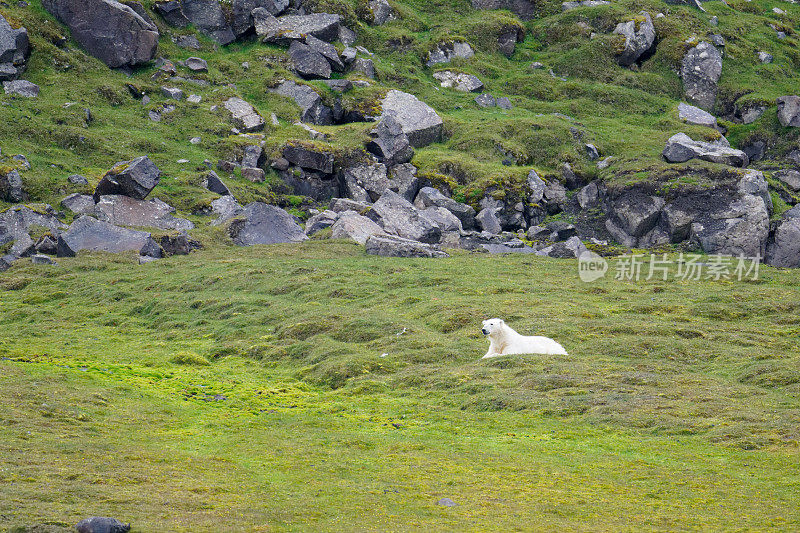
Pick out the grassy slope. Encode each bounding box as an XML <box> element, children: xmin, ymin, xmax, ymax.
<box><xmin>1</xmin><ymin>242</ymin><xmax>800</xmax><ymax>530</ymax></box>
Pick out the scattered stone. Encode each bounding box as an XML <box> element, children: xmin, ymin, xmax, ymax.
<box><xmin>476</xmin><ymin>207</ymin><xmax>502</xmax><ymax>234</ymax></box>
<box><xmin>57</xmin><ymin>216</ymin><xmax>159</xmax><ymax>258</ymax></box>
<box><xmin>201</xmin><ymin>171</ymin><xmax>230</xmax><ymax>196</ymax></box>
<box><xmin>433</xmin><ymin>70</ymin><xmax>483</xmax><ymax>92</ymax></box>
<box><xmin>68</xmin><ymin>174</ymin><xmax>89</xmax><ymax>185</ymax></box>
<box><xmin>370</xmin><ymin>0</ymin><xmax>394</xmax><ymax>25</ymax></box>
<box><xmin>475</xmin><ymin>93</ymin><xmax>496</xmax><ymax>108</ymax></box>
<box><xmin>613</xmin><ymin>12</ymin><xmax>656</xmax><ymax>67</ymax></box>
<box><xmin>3</xmin><ymin>79</ymin><xmax>38</xmax><ymax>97</ymax></box>
<box><xmin>597</xmin><ymin>156</ymin><xmax>614</xmax><ymax>170</ymax></box>
<box><xmin>369</xmin><ymin>190</ymin><xmax>442</xmax><ymax>244</ymax></box>
<box><xmin>758</xmin><ymin>51</ymin><xmax>773</xmax><ymax>64</ymax></box>
<box><xmin>414</xmin><ymin>186</ymin><xmax>476</xmax><ymax>230</ymax></box>
<box><xmin>380</xmin><ymin>90</ymin><xmax>444</xmax><ymax>148</ymax></box>
<box><xmin>95</xmin><ymin>195</ymin><xmax>194</xmax><ymax>230</ymax></box>
<box><xmin>254</xmin><ymin>11</ymin><xmax>342</xmax><ymax>43</ymax></box>
<box><xmin>241</xmin><ymin>167</ymin><xmax>266</xmax><ymax>182</ymax></box>
<box><xmin>352</xmin><ymin>57</ymin><xmax>376</xmax><ymax>79</ymax></box>
<box><xmin>93</xmin><ymin>156</ymin><xmax>161</xmax><ymax>201</ymax></box>
<box><xmin>776</xmin><ymin>96</ymin><xmax>800</xmax><ymax>127</ymax></box>
<box><xmin>775</xmin><ymin>170</ymin><xmax>800</xmax><ymax>192</ymax></box>
<box><xmin>305</xmin><ymin>209</ymin><xmax>338</xmax><ymax>235</ymax></box>
<box><xmin>161</xmin><ymin>86</ymin><xmax>184</xmax><ymax>100</ymax></box>
<box><xmin>224</xmin><ymin>97</ymin><xmax>265</xmax><ymax>132</ymax></box>
<box><xmin>0</xmin><ymin>13</ymin><xmax>30</xmax><ymax>81</ymax></box>
<box><xmin>42</xmin><ymin>0</ymin><xmax>158</xmax><ymax>68</ymax></box>
<box><xmin>331</xmin><ymin>210</ymin><xmax>385</xmax><ymax>244</ymax></box>
<box><xmin>155</xmin><ymin>0</ymin><xmax>189</xmax><ymax>27</ymax></box>
<box><xmin>678</xmin><ymin>102</ymin><xmax>717</xmax><ymax>128</ymax></box>
<box><xmin>185</xmin><ymin>56</ymin><xmax>208</xmax><ymax>72</ymax></box>
<box><xmin>306</xmin><ymin>35</ymin><xmax>345</xmax><ymax>72</ymax></box>
<box><xmin>61</xmin><ymin>193</ymin><xmax>95</xmax><ymax>215</ymax></box>
<box><xmin>561</xmin><ymin>0</ymin><xmax>610</xmax><ymax>10</ymax></box>
<box><xmin>31</xmin><ymin>253</ymin><xmax>57</xmax><ymax>266</ymax></box>
<box><xmin>210</xmin><ymin>195</ymin><xmax>243</xmax><ymax>225</ymax></box>
<box><xmin>662</xmin><ymin>133</ymin><xmax>748</xmax><ymax>167</ymax></box>
<box><xmin>366</xmin><ymin>114</ymin><xmax>414</xmax><ymax>166</ymax></box>
<box><xmin>437</xmin><ymin>497</ymin><xmax>458</xmax><ymax>507</ymax></box>
<box><xmin>365</xmin><ymin>234</ymin><xmax>448</xmax><ymax>258</ymax></box>
<box><xmin>322</xmin><ymin>79</ymin><xmax>353</xmax><ymax>92</ymax></box>
<box><xmin>75</xmin><ymin>516</ymin><xmax>131</xmax><ymax>533</ymax></box>
<box><xmin>496</xmin><ymin>97</ymin><xmax>512</xmax><ymax>110</ymax></box>
<box><xmin>681</xmin><ymin>41</ymin><xmax>722</xmax><ymax>111</ymax></box>
<box><xmin>227</xmin><ymin>202</ymin><xmax>308</xmax><ymax>245</ymax></box>
<box><xmin>176</xmin><ymin>34</ymin><xmax>201</xmax><ymax>49</ymax></box>
<box><xmin>180</xmin><ymin>0</ymin><xmax>235</xmax><ymax>44</ymax></box>
<box><xmin>288</xmin><ymin>40</ymin><xmax>331</xmax><ymax>80</ymax></box>
<box><xmin>426</xmin><ymin>41</ymin><xmax>474</xmax><ymax>67</ymax></box>
<box><xmin>0</xmin><ymin>168</ymin><xmax>25</xmax><ymax>202</ymax></box>
<box><xmin>283</xmin><ymin>143</ymin><xmax>334</xmax><ymax>174</ymax></box>
<box><xmin>585</xmin><ymin>143</ymin><xmax>600</xmax><ymax>160</ymax></box>
<box><xmin>272</xmin><ymin>80</ymin><xmax>333</xmax><ymax>126</ymax></box>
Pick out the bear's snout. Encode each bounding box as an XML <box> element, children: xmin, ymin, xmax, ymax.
<box><xmin>481</xmin><ymin>328</ymin><xmax>488</xmax><ymax>335</ymax></box>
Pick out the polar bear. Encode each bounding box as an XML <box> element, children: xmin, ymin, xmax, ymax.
<box><xmin>481</xmin><ymin>318</ymin><xmax>568</xmax><ymax>358</ymax></box>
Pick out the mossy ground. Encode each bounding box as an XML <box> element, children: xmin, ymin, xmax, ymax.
<box><xmin>2</xmin><ymin>242</ymin><xmax>800</xmax><ymax>530</ymax></box>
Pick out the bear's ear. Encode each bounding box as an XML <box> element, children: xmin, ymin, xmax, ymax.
<box><xmin>498</xmin><ymin>319</ymin><xmax>505</xmax><ymax>324</ymax></box>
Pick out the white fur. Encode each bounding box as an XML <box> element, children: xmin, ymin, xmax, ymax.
<box><xmin>481</xmin><ymin>318</ymin><xmax>567</xmax><ymax>358</ymax></box>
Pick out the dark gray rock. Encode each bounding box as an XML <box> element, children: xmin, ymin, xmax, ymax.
<box><xmin>681</xmin><ymin>41</ymin><xmax>722</xmax><ymax>111</ymax></box>
<box><xmin>202</xmin><ymin>171</ymin><xmax>230</xmax><ymax>195</ymax></box>
<box><xmin>158</xmin><ymin>230</ymin><xmax>201</xmax><ymax>255</ymax></box>
<box><xmin>527</xmin><ymin>170</ymin><xmax>546</xmax><ymax>204</ymax></box>
<box><xmin>370</xmin><ymin>0</ymin><xmax>394</xmax><ymax>25</ymax></box>
<box><xmin>184</xmin><ymin>56</ymin><xmax>208</xmax><ymax>72</ymax></box>
<box><xmin>68</xmin><ymin>174</ymin><xmax>89</xmax><ymax>185</ymax></box>
<box><xmin>3</xmin><ymin>79</ymin><xmax>38</xmax><ymax>97</ymax></box>
<box><xmin>613</xmin><ymin>12</ymin><xmax>655</xmax><ymax>67</ymax></box>
<box><xmin>476</xmin><ymin>207</ymin><xmax>502</xmax><ymax>234</ymax></box>
<box><xmin>366</xmin><ymin>114</ymin><xmax>414</xmax><ymax>166</ymax></box>
<box><xmin>330</xmin><ymin>197</ymin><xmax>372</xmax><ymax>213</ymax></box>
<box><xmin>93</xmin><ymin>156</ymin><xmax>161</xmax><ymax>201</ymax></box>
<box><xmin>283</xmin><ymin>143</ymin><xmax>334</xmax><ymax>174</ymax></box>
<box><xmin>227</xmin><ymin>202</ymin><xmax>308</xmax><ymax>246</ymax></box>
<box><xmin>211</xmin><ymin>195</ymin><xmax>243</xmax><ymax>225</ymax></box>
<box><xmin>343</xmin><ymin>163</ymin><xmax>388</xmax><ymax>203</ymax></box>
<box><xmin>662</xmin><ymin>133</ymin><xmax>748</xmax><ymax>167</ymax></box>
<box><xmin>496</xmin><ymin>97</ymin><xmax>512</xmax><ymax>110</ymax></box>
<box><xmin>224</xmin><ymin>97</ymin><xmax>265</xmax><ymax>132</ymax></box>
<box><xmin>281</xmin><ymin>168</ymin><xmax>339</xmax><ymax>200</ymax></box>
<box><xmin>678</xmin><ymin>102</ymin><xmax>716</xmax><ymax>128</ymax></box>
<box><xmin>289</xmin><ymin>40</ymin><xmax>331</xmax><ymax>80</ymax></box>
<box><xmin>95</xmin><ymin>195</ymin><xmax>194</xmax><ymax>230</ymax></box>
<box><xmin>241</xmin><ymin>145</ymin><xmax>264</xmax><ymax>169</ymax></box>
<box><xmin>254</xmin><ymin>11</ymin><xmax>342</xmax><ymax>43</ymax></box>
<box><xmin>233</xmin><ymin>0</ymin><xmax>290</xmax><ymax>36</ymax></box>
<box><xmin>607</xmin><ymin>191</ymin><xmax>664</xmax><ymax>238</ymax></box>
<box><xmin>547</xmin><ymin>220</ymin><xmax>577</xmax><ymax>241</ymax></box>
<box><xmin>766</xmin><ymin>216</ymin><xmax>800</xmax><ymax>267</ymax></box>
<box><xmin>540</xmin><ymin>236</ymin><xmax>587</xmax><ymax>258</ymax></box>
<box><xmin>273</xmin><ymin>80</ymin><xmax>333</xmax><ymax>126</ymax></box>
<box><xmin>306</xmin><ymin>35</ymin><xmax>344</xmax><ymax>72</ymax></box>
<box><xmin>331</xmin><ymin>210</ymin><xmax>385</xmax><ymax>244</ymax></box>
<box><xmin>0</xmin><ymin>13</ymin><xmax>30</xmax><ymax>81</ymax></box>
<box><xmin>365</xmin><ymin>234</ymin><xmax>448</xmax><ymax>258</ymax></box>
<box><xmin>414</xmin><ymin>186</ymin><xmax>476</xmax><ymax>230</ymax></box>
<box><xmin>42</xmin><ymin>0</ymin><xmax>158</xmax><ymax>68</ymax></box>
<box><xmin>181</xmin><ymin>0</ymin><xmax>235</xmax><ymax>44</ymax></box>
<box><xmin>0</xmin><ymin>169</ymin><xmax>25</xmax><ymax>202</ymax></box>
<box><xmin>426</xmin><ymin>41</ymin><xmax>474</xmax><ymax>67</ymax></box>
<box><xmin>352</xmin><ymin>57</ymin><xmax>376</xmax><ymax>79</ymax></box>
<box><xmin>776</xmin><ymin>170</ymin><xmax>800</xmax><ymax>192</ymax></box>
<box><xmin>75</xmin><ymin>516</ymin><xmax>130</xmax><ymax>533</ymax></box>
<box><xmin>577</xmin><ymin>181</ymin><xmax>602</xmax><ymax>209</ymax></box>
<box><xmin>421</xmin><ymin>206</ymin><xmax>462</xmax><ymax>232</ymax></box>
<box><xmin>241</xmin><ymin>167</ymin><xmax>265</xmax><ymax>182</ymax></box>
<box><xmin>31</xmin><ymin>254</ymin><xmax>57</xmax><ymax>266</ymax></box>
<box><xmin>61</xmin><ymin>193</ymin><xmax>96</xmax><ymax>215</ymax></box>
<box><xmin>380</xmin><ymin>90</ymin><xmax>443</xmax><ymax>148</ymax></box>
<box><xmin>776</xmin><ymin>96</ymin><xmax>800</xmax><ymax>128</ymax></box>
<box><xmin>433</xmin><ymin>70</ymin><xmax>483</xmax><ymax>92</ymax></box>
<box><xmin>161</xmin><ymin>86</ymin><xmax>183</xmax><ymax>100</ymax></box>
<box><xmin>176</xmin><ymin>34</ymin><xmax>201</xmax><ymax>49</ymax></box>
<box><xmin>155</xmin><ymin>1</ymin><xmax>189</xmax><ymax>26</ymax></box>
<box><xmin>0</xmin><ymin>205</ymin><xmax>66</xmax><ymax>240</ymax></box>
<box><xmin>369</xmin><ymin>190</ymin><xmax>442</xmax><ymax>244</ymax></box>
<box><xmin>305</xmin><ymin>209</ymin><xmax>338</xmax><ymax>235</ymax></box>
<box><xmin>322</xmin><ymin>79</ymin><xmax>353</xmax><ymax>92</ymax></box>
<box><xmin>57</xmin><ymin>216</ymin><xmax>159</xmax><ymax>257</ymax></box>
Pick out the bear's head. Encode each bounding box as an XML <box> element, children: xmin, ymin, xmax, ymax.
<box><xmin>481</xmin><ymin>318</ymin><xmax>505</xmax><ymax>337</ymax></box>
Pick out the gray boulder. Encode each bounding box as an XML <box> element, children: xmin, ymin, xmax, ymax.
<box><xmin>158</xmin><ymin>230</ymin><xmax>201</xmax><ymax>256</ymax></box>
<box><xmin>678</xmin><ymin>102</ymin><xmax>717</xmax><ymax>128</ymax></box>
<box><xmin>681</xmin><ymin>41</ymin><xmax>722</xmax><ymax>111</ymax></box>
<box><xmin>414</xmin><ymin>186</ymin><xmax>476</xmax><ymax>229</ymax></box>
<box><xmin>476</xmin><ymin>207</ymin><xmax>502</xmax><ymax>234</ymax></box>
<box><xmin>42</xmin><ymin>0</ymin><xmax>158</xmax><ymax>68</ymax></box>
<box><xmin>281</xmin><ymin>168</ymin><xmax>340</xmax><ymax>200</ymax></box>
<box><xmin>421</xmin><ymin>206</ymin><xmax>462</xmax><ymax>232</ymax></box>
<box><xmin>562</xmin><ymin>1</ymin><xmax>610</xmax><ymax>10</ymax></box>
<box><xmin>0</xmin><ymin>206</ymin><xmax>67</xmax><ymax>243</ymax></box>
<box><xmin>75</xmin><ymin>516</ymin><xmax>131</xmax><ymax>533</ymax></box>
<box><xmin>380</xmin><ymin>90</ymin><xmax>443</xmax><ymax>148</ymax></box>
<box><xmin>68</xmin><ymin>174</ymin><xmax>89</xmax><ymax>185</ymax></box>
<box><xmin>305</xmin><ymin>209</ymin><xmax>339</xmax><ymax>235</ymax></box>
<box><xmin>57</xmin><ymin>216</ymin><xmax>159</xmax><ymax>258</ymax></box>
<box><xmin>577</xmin><ymin>181</ymin><xmax>602</xmax><ymax>209</ymax></box>
<box><xmin>527</xmin><ymin>170</ymin><xmax>546</xmax><ymax>204</ymax></box>
<box><xmin>288</xmin><ymin>40</ymin><xmax>331</xmax><ymax>80</ymax></box>
<box><xmin>352</xmin><ymin>57</ymin><xmax>376</xmax><ymax>79</ymax></box>
<box><xmin>613</xmin><ymin>12</ymin><xmax>655</xmax><ymax>67</ymax></box>
<box><xmin>497</xmin><ymin>28</ymin><xmax>522</xmax><ymax>57</ymax></box>
<box><xmin>211</xmin><ymin>195</ymin><xmax>243</xmax><ymax>225</ymax></box>
<box><xmin>607</xmin><ymin>191</ymin><xmax>665</xmax><ymax>238</ymax></box>
<box><xmin>228</xmin><ymin>202</ymin><xmax>308</xmax><ymax>246</ymax></box>
<box><xmin>541</xmin><ymin>236</ymin><xmax>588</xmax><ymax>258</ymax></box>
<box><xmin>282</xmin><ymin>143</ymin><xmax>334</xmax><ymax>174</ymax></box>
<box><xmin>273</xmin><ymin>80</ymin><xmax>333</xmax><ymax>125</ymax></box>
<box><xmin>365</xmin><ymin>234</ymin><xmax>448</xmax><ymax>258</ymax></box>
<box><xmin>154</xmin><ymin>1</ymin><xmax>189</xmax><ymax>27</ymax></box>
<box><xmin>426</xmin><ymin>41</ymin><xmax>474</xmax><ymax>67</ymax></box>
<box><xmin>775</xmin><ymin>170</ymin><xmax>800</xmax><ymax>192</ymax></box>
<box><xmin>202</xmin><ymin>171</ymin><xmax>231</xmax><ymax>196</ymax></box>
<box><xmin>331</xmin><ymin>210</ymin><xmax>385</xmax><ymax>244</ymax></box>
<box><xmin>433</xmin><ymin>71</ymin><xmax>483</xmax><ymax>92</ymax></box>
<box><xmin>3</xmin><ymin>79</ymin><xmax>39</xmax><ymax>97</ymax></box>
<box><xmin>180</xmin><ymin>0</ymin><xmax>235</xmax><ymax>44</ymax></box>
<box><xmin>369</xmin><ymin>190</ymin><xmax>441</xmax><ymax>244</ymax></box>
<box><xmin>662</xmin><ymin>133</ymin><xmax>748</xmax><ymax>167</ymax></box>
<box><xmin>224</xmin><ymin>97</ymin><xmax>265</xmax><ymax>132</ymax></box>
<box><xmin>330</xmin><ymin>197</ymin><xmax>372</xmax><ymax>213</ymax></box>
<box><xmin>233</xmin><ymin>0</ymin><xmax>289</xmax><ymax>36</ymax></box>
<box><xmin>766</xmin><ymin>216</ymin><xmax>800</xmax><ymax>268</ymax></box>
<box><xmin>776</xmin><ymin>96</ymin><xmax>800</xmax><ymax>127</ymax></box>
<box><xmin>184</xmin><ymin>57</ymin><xmax>208</xmax><ymax>72</ymax></box>
<box><xmin>475</xmin><ymin>93</ymin><xmax>496</xmax><ymax>108</ymax></box>
<box><xmin>61</xmin><ymin>193</ymin><xmax>96</xmax><ymax>215</ymax></box>
<box><xmin>370</xmin><ymin>0</ymin><xmax>394</xmax><ymax>25</ymax></box>
<box><xmin>366</xmin><ymin>114</ymin><xmax>414</xmax><ymax>166</ymax></box>
<box><xmin>241</xmin><ymin>145</ymin><xmax>264</xmax><ymax>169</ymax></box>
<box><xmin>343</xmin><ymin>163</ymin><xmax>388</xmax><ymax>203</ymax></box>
<box><xmin>93</xmin><ymin>156</ymin><xmax>161</xmax><ymax>201</ymax></box>
<box><xmin>0</xmin><ymin>169</ymin><xmax>25</xmax><ymax>202</ymax></box>
<box><xmin>254</xmin><ymin>11</ymin><xmax>342</xmax><ymax>43</ymax></box>
<box><xmin>691</xmin><ymin>193</ymin><xmax>769</xmax><ymax>257</ymax></box>
<box><xmin>95</xmin><ymin>195</ymin><xmax>194</xmax><ymax>230</ymax></box>
<box><xmin>0</xmin><ymin>14</ymin><xmax>30</xmax><ymax>81</ymax></box>
<box><xmin>306</xmin><ymin>35</ymin><xmax>345</xmax><ymax>72</ymax></box>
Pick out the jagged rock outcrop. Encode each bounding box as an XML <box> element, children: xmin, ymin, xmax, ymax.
<box><xmin>254</xmin><ymin>11</ymin><xmax>342</xmax><ymax>43</ymax></box>
<box><xmin>414</xmin><ymin>187</ymin><xmax>476</xmax><ymax>230</ymax></box>
<box><xmin>613</xmin><ymin>12</ymin><xmax>655</xmax><ymax>67</ymax></box>
<box><xmin>766</xmin><ymin>206</ymin><xmax>800</xmax><ymax>267</ymax></box>
<box><xmin>365</xmin><ymin>234</ymin><xmax>448</xmax><ymax>258</ymax></box>
<box><xmin>94</xmin><ymin>156</ymin><xmax>161</xmax><ymax>201</ymax></box>
<box><xmin>57</xmin><ymin>216</ymin><xmax>161</xmax><ymax>258</ymax></box>
<box><xmin>368</xmin><ymin>190</ymin><xmax>441</xmax><ymax>244</ymax></box>
<box><xmin>43</xmin><ymin>0</ymin><xmax>158</xmax><ymax>68</ymax></box>
<box><xmin>224</xmin><ymin>97</ymin><xmax>265</xmax><ymax>132</ymax></box>
<box><xmin>62</xmin><ymin>194</ymin><xmax>96</xmax><ymax>215</ymax></box>
<box><xmin>426</xmin><ymin>41</ymin><xmax>474</xmax><ymax>67</ymax></box>
<box><xmin>176</xmin><ymin>0</ymin><xmax>235</xmax><ymax>44</ymax></box>
<box><xmin>379</xmin><ymin>90</ymin><xmax>444</xmax><ymax>148</ymax></box>
<box><xmin>370</xmin><ymin>0</ymin><xmax>395</xmax><ymax>25</ymax></box>
<box><xmin>776</xmin><ymin>96</ymin><xmax>800</xmax><ymax>127</ymax></box>
<box><xmin>95</xmin><ymin>195</ymin><xmax>194</xmax><ymax>230</ymax></box>
<box><xmin>662</xmin><ymin>133</ymin><xmax>748</xmax><ymax>167</ymax></box>
<box><xmin>273</xmin><ymin>80</ymin><xmax>333</xmax><ymax>125</ymax></box>
<box><xmin>227</xmin><ymin>203</ymin><xmax>308</xmax><ymax>246</ymax></box>
<box><xmin>681</xmin><ymin>41</ymin><xmax>722</xmax><ymax>111</ymax></box>
<box><xmin>0</xmin><ymin>14</ymin><xmax>30</xmax><ymax>81</ymax></box>
<box><xmin>305</xmin><ymin>209</ymin><xmax>339</xmax><ymax>235</ymax></box>
<box><xmin>366</xmin><ymin>115</ymin><xmax>414</xmax><ymax>166</ymax></box>
<box><xmin>233</xmin><ymin>0</ymin><xmax>290</xmax><ymax>36</ymax></box>
<box><xmin>288</xmin><ymin>40</ymin><xmax>332</xmax><ymax>80</ymax></box>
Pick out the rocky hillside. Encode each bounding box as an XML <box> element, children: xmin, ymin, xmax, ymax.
<box><xmin>1</xmin><ymin>0</ymin><xmax>799</xmax><ymax>267</ymax></box>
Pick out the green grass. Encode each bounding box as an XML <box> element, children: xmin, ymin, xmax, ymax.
<box><xmin>1</xmin><ymin>242</ymin><xmax>800</xmax><ymax>530</ymax></box>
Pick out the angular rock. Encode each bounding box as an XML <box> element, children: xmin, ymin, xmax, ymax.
<box><xmin>0</xmin><ymin>14</ymin><xmax>30</xmax><ymax>81</ymax></box>
<box><xmin>273</xmin><ymin>80</ymin><xmax>333</xmax><ymax>126</ymax></box>
<box><xmin>202</xmin><ymin>171</ymin><xmax>230</xmax><ymax>196</ymax></box>
<box><xmin>95</xmin><ymin>195</ymin><xmax>194</xmax><ymax>230</ymax></box>
<box><xmin>476</xmin><ymin>207</ymin><xmax>502</xmax><ymax>234</ymax></box>
<box><xmin>282</xmin><ymin>143</ymin><xmax>334</xmax><ymax>174</ymax></box>
<box><xmin>766</xmin><ymin>211</ymin><xmax>800</xmax><ymax>267</ymax></box>
<box><xmin>75</xmin><ymin>516</ymin><xmax>131</xmax><ymax>533</ymax></box>
<box><xmin>227</xmin><ymin>202</ymin><xmax>308</xmax><ymax>246</ymax></box>
<box><xmin>608</xmin><ymin>191</ymin><xmax>665</xmax><ymax>237</ymax></box>
<box><xmin>184</xmin><ymin>56</ymin><xmax>208</xmax><ymax>72</ymax></box>
<box><xmin>613</xmin><ymin>12</ymin><xmax>655</xmax><ymax>66</ymax></box>
<box><xmin>224</xmin><ymin>97</ymin><xmax>265</xmax><ymax>132</ymax></box>
<box><xmin>681</xmin><ymin>41</ymin><xmax>722</xmax><ymax>111</ymax></box>
<box><xmin>211</xmin><ymin>195</ymin><xmax>243</xmax><ymax>225</ymax></box>
<box><xmin>161</xmin><ymin>86</ymin><xmax>183</xmax><ymax>100</ymax></box>
<box><xmin>426</xmin><ymin>41</ymin><xmax>474</xmax><ymax>67</ymax></box>
<box><xmin>343</xmin><ymin>163</ymin><xmax>388</xmax><ymax>203</ymax></box>
<box><xmin>322</xmin><ymin>79</ymin><xmax>353</xmax><ymax>92</ymax></box>
<box><xmin>180</xmin><ymin>0</ymin><xmax>235</xmax><ymax>44</ymax></box>
<box><xmin>691</xmin><ymin>193</ymin><xmax>768</xmax><ymax>257</ymax></box>
<box><xmin>158</xmin><ymin>230</ymin><xmax>201</xmax><ymax>256</ymax></box>
<box><xmin>241</xmin><ymin>167</ymin><xmax>265</xmax><ymax>182</ymax></box>
<box><xmin>433</xmin><ymin>70</ymin><xmax>483</xmax><ymax>92</ymax></box>
<box><xmin>380</xmin><ymin>90</ymin><xmax>443</xmax><ymax>148</ymax></box>
<box><xmin>421</xmin><ymin>206</ymin><xmax>462</xmax><ymax>232</ymax></box>
<box><xmin>0</xmin><ymin>205</ymin><xmax>66</xmax><ymax>239</ymax></box>
<box><xmin>281</xmin><ymin>168</ymin><xmax>340</xmax><ymax>200</ymax></box>
<box><xmin>776</xmin><ymin>96</ymin><xmax>800</xmax><ymax>128</ymax></box>
<box><xmin>155</xmin><ymin>1</ymin><xmax>190</xmax><ymax>27</ymax></box>
<box><xmin>678</xmin><ymin>102</ymin><xmax>716</xmax><ymax>128</ymax></box>
<box><xmin>366</xmin><ymin>114</ymin><xmax>414</xmax><ymax>166</ymax></box>
<box><xmin>61</xmin><ymin>193</ymin><xmax>96</xmax><ymax>215</ymax></box>
<box><xmin>330</xmin><ymin>197</ymin><xmax>372</xmax><ymax>214</ymax></box>
<box><xmin>662</xmin><ymin>133</ymin><xmax>748</xmax><ymax>167</ymax></box>
<box><xmin>541</xmin><ymin>236</ymin><xmax>588</xmax><ymax>258</ymax></box>
<box><xmin>3</xmin><ymin>79</ymin><xmax>38</xmax><ymax>97</ymax></box>
<box><xmin>254</xmin><ymin>11</ymin><xmax>342</xmax><ymax>43</ymax></box>
<box><xmin>289</xmin><ymin>40</ymin><xmax>331</xmax><ymax>80</ymax></box>
<box><xmin>497</xmin><ymin>28</ymin><xmax>522</xmax><ymax>57</ymax></box>
<box><xmin>365</xmin><ymin>234</ymin><xmax>448</xmax><ymax>258</ymax></box>
<box><xmin>93</xmin><ymin>156</ymin><xmax>161</xmax><ymax>201</ymax></box>
<box><xmin>305</xmin><ymin>209</ymin><xmax>338</xmax><ymax>235</ymax></box>
<box><xmin>414</xmin><ymin>186</ymin><xmax>476</xmax><ymax>230</ymax></box>
<box><xmin>57</xmin><ymin>216</ymin><xmax>159</xmax><ymax>257</ymax></box>
<box><xmin>577</xmin><ymin>181</ymin><xmax>601</xmax><ymax>209</ymax></box>
<box><xmin>306</xmin><ymin>35</ymin><xmax>344</xmax><ymax>72</ymax></box>
<box><xmin>352</xmin><ymin>57</ymin><xmax>376</xmax><ymax>79</ymax></box>
<box><xmin>233</xmin><ymin>0</ymin><xmax>290</xmax><ymax>36</ymax></box>
<box><xmin>370</xmin><ymin>0</ymin><xmax>394</xmax><ymax>25</ymax></box>
<box><xmin>0</xmin><ymin>169</ymin><xmax>25</xmax><ymax>202</ymax></box>
<box><xmin>331</xmin><ymin>210</ymin><xmax>385</xmax><ymax>244</ymax></box>
<box><xmin>36</xmin><ymin>235</ymin><xmax>59</xmax><ymax>255</ymax></box>
<box><xmin>561</xmin><ymin>0</ymin><xmax>610</xmax><ymax>10</ymax></box>
<box><xmin>775</xmin><ymin>170</ymin><xmax>800</xmax><ymax>192</ymax></box>
<box><xmin>475</xmin><ymin>93</ymin><xmax>496</xmax><ymax>108</ymax></box>
<box><xmin>369</xmin><ymin>190</ymin><xmax>441</xmax><ymax>244</ymax></box>
<box><xmin>68</xmin><ymin>174</ymin><xmax>89</xmax><ymax>185</ymax></box>
<box><xmin>42</xmin><ymin>0</ymin><xmax>158</xmax><ymax>68</ymax></box>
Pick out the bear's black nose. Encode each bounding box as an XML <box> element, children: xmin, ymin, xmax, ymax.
<box><xmin>481</xmin><ymin>329</ymin><xmax>488</xmax><ymax>335</ymax></box>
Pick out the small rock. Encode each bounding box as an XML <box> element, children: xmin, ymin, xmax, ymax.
<box><xmin>758</xmin><ymin>51</ymin><xmax>773</xmax><ymax>64</ymax></box>
<box><xmin>189</xmin><ymin>137</ymin><xmax>201</xmax><ymax>145</ymax></box>
<box><xmin>75</xmin><ymin>516</ymin><xmax>130</xmax><ymax>533</ymax></box>
<box><xmin>437</xmin><ymin>498</ymin><xmax>458</xmax><ymax>507</ymax></box>
<box><xmin>31</xmin><ymin>254</ymin><xmax>56</xmax><ymax>266</ymax></box>
<box><xmin>185</xmin><ymin>56</ymin><xmax>208</xmax><ymax>72</ymax></box>
<box><xmin>475</xmin><ymin>93</ymin><xmax>496</xmax><ymax>108</ymax></box>
<box><xmin>3</xmin><ymin>79</ymin><xmax>39</xmax><ymax>97</ymax></box>
<box><xmin>161</xmin><ymin>86</ymin><xmax>184</xmax><ymax>100</ymax></box>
